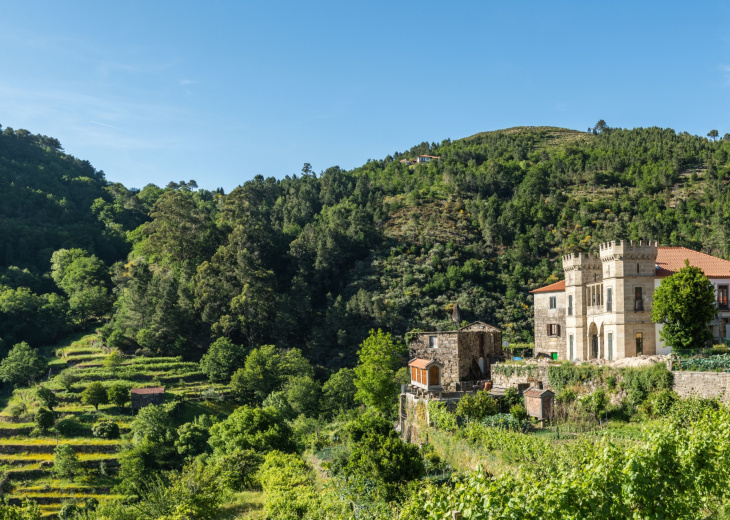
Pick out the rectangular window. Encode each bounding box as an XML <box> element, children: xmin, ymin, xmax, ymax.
<box><xmin>608</xmin><ymin>333</ymin><xmax>613</xmax><ymax>361</ymax></box>
<box><xmin>719</xmin><ymin>285</ymin><xmax>729</xmax><ymax>310</ymax></box>
<box><xmin>568</xmin><ymin>295</ymin><xmax>573</xmax><ymax>316</ymax></box>
<box><xmin>569</xmin><ymin>335</ymin><xmax>574</xmax><ymax>360</ymax></box>
<box><xmin>635</xmin><ymin>287</ymin><xmax>643</xmax><ymax>311</ymax></box>
<box><xmin>591</xmin><ymin>287</ymin><xmax>596</xmax><ymax>306</ymax></box>
<box><xmin>635</xmin><ymin>332</ymin><xmax>643</xmax><ymax>356</ymax></box>
<box><xmin>549</xmin><ymin>296</ymin><xmax>557</xmax><ymax>309</ymax></box>
<box><xmin>429</xmin><ymin>336</ymin><xmax>438</xmax><ymax>348</ymax></box>
<box><xmin>547</xmin><ymin>324</ymin><xmax>561</xmax><ymax>336</ymax></box>
<box><xmin>606</xmin><ymin>288</ymin><xmax>612</xmax><ymax>312</ymax></box>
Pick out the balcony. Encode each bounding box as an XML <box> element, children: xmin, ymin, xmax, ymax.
<box><xmin>718</xmin><ymin>297</ymin><xmax>728</xmax><ymax>311</ymax></box>
<box><xmin>634</xmin><ymin>300</ymin><xmax>644</xmax><ymax>312</ymax></box>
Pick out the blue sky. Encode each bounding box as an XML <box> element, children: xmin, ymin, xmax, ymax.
<box><xmin>1</xmin><ymin>1</ymin><xmax>730</xmax><ymax>191</ymax></box>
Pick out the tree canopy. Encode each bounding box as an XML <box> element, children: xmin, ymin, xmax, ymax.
<box><xmin>652</xmin><ymin>260</ymin><xmax>716</xmax><ymax>349</ymax></box>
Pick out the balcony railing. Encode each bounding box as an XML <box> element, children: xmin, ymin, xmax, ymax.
<box><xmin>719</xmin><ymin>297</ymin><xmax>728</xmax><ymax>310</ymax></box>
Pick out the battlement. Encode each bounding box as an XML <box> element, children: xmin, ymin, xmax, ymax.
<box><xmin>562</xmin><ymin>252</ymin><xmax>601</xmax><ymax>271</ymax></box>
<box><xmin>599</xmin><ymin>239</ymin><xmax>658</xmax><ymax>261</ymax></box>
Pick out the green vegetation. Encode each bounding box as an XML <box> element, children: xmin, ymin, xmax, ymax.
<box><xmin>4</xmin><ymin>122</ymin><xmax>730</xmax><ymax>517</ymax></box>
<box><xmin>652</xmin><ymin>260</ymin><xmax>716</xmax><ymax>349</ymax></box>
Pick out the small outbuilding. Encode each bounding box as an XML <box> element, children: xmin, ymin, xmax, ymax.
<box><xmin>524</xmin><ymin>388</ymin><xmax>554</xmax><ymax>421</ymax></box>
<box><xmin>131</xmin><ymin>386</ymin><xmax>165</xmax><ymax>411</ymax></box>
<box><xmin>408</xmin><ymin>358</ymin><xmax>444</xmax><ymax>392</ymax></box>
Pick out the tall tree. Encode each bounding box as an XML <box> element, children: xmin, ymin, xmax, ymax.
<box><xmin>353</xmin><ymin>329</ymin><xmax>405</xmax><ymax>414</ymax></box>
<box><xmin>651</xmin><ymin>260</ymin><xmax>716</xmax><ymax>349</ymax></box>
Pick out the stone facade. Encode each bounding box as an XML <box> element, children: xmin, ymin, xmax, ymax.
<box><xmin>533</xmin><ymin>291</ymin><xmax>566</xmax><ymax>359</ymax></box>
<box><xmin>534</xmin><ymin>240</ymin><xmax>660</xmax><ymax>360</ymax></box>
<box><xmin>408</xmin><ymin>321</ymin><xmax>502</xmax><ymax>391</ymax></box>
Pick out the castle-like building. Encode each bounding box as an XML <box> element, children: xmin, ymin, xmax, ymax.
<box><xmin>532</xmin><ymin>240</ymin><xmax>730</xmax><ymax>360</ymax></box>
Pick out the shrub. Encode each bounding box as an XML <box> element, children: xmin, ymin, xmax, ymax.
<box><xmin>35</xmin><ymin>385</ymin><xmax>58</xmax><ymax>411</ymax></box>
<box><xmin>54</xmin><ymin>444</ymin><xmax>81</xmax><ymax>479</ymax></box>
<box><xmin>8</xmin><ymin>402</ymin><xmax>28</xmax><ymax>419</ymax></box>
<box><xmin>35</xmin><ymin>408</ymin><xmax>54</xmax><ymax>431</ymax></box>
<box><xmin>556</xmin><ymin>388</ymin><xmax>577</xmax><ymax>404</ymax></box>
<box><xmin>510</xmin><ymin>403</ymin><xmax>528</xmax><ymax>422</ymax></box>
<box><xmin>645</xmin><ymin>390</ymin><xmax>678</xmax><ymax>417</ymax></box>
<box><xmin>56</xmin><ymin>417</ymin><xmax>87</xmax><ymax>437</ymax></box>
<box><xmin>502</xmin><ymin>387</ymin><xmax>521</xmax><ymax>410</ymax></box>
<box><xmin>580</xmin><ymin>388</ymin><xmax>608</xmax><ymax>419</ymax></box>
<box><xmin>104</xmin><ymin>350</ymin><xmax>124</xmax><ymax>368</ymax></box>
<box><xmin>56</xmin><ymin>370</ymin><xmax>78</xmax><ymax>392</ymax></box>
<box><xmin>92</xmin><ymin>420</ymin><xmax>120</xmax><ymax>439</ymax></box>
<box><xmin>428</xmin><ymin>401</ymin><xmax>458</xmax><ymax>431</ymax></box>
<box><xmin>456</xmin><ymin>390</ymin><xmax>499</xmax><ymax>421</ymax></box>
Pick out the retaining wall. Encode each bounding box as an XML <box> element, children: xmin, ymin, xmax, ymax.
<box><xmin>672</xmin><ymin>371</ymin><xmax>730</xmax><ymax>402</ymax></box>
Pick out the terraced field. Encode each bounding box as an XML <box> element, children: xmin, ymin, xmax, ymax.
<box><xmin>0</xmin><ymin>331</ymin><xmax>214</xmax><ymax>518</ymax></box>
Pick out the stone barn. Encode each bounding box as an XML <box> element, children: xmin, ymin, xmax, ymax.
<box><xmin>131</xmin><ymin>387</ymin><xmax>165</xmax><ymax>410</ymax></box>
<box><xmin>524</xmin><ymin>388</ymin><xmax>554</xmax><ymax>420</ymax></box>
<box><xmin>408</xmin><ymin>322</ymin><xmax>502</xmax><ymax>392</ymax></box>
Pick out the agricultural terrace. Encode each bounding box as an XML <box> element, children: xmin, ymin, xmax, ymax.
<box><xmin>0</xmin><ymin>331</ymin><xmax>228</xmax><ymax>518</ymax></box>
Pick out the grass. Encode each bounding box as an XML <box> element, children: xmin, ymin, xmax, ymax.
<box><xmin>218</xmin><ymin>491</ymin><xmax>265</xmax><ymax>519</ymax></box>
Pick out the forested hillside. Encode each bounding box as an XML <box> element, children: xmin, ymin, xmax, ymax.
<box><xmin>4</xmin><ymin>122</ymin><xmax>730</xmax><ymax>368</ymax></box>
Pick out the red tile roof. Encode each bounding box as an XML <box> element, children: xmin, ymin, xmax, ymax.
<box><xmin>131</xmin><ymin>387</ymin><xmax>165</xmax><ymax>395</ymax></box>
<box><xmin>656</xmin><ymin>247</ymin><xmax>730</xmax><ymax>278</ymax></box>
<box><xmin>408</xmin><ymin>359</ymin><xmax>436</xmax><ymax>369</ymax></box>
<box><xmin>530</xmin><ymin>280</ymin><xmax>565</xmax><ymax>293</ymax></box>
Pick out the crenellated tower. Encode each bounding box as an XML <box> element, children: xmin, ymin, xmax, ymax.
<box><xmin>562</xmin><ymin>251</ymin><xmax>602</xmax><ymax>360</ymax></box>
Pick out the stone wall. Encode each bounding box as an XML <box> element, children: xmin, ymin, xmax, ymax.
<box><xmin>409</xmin><ymin>332</ymin><xmax>460</xmax><ymax>391</ymax></box>
<box><xmin>457</xmin><ymin>329</ymin><xmax>502</xmax><ymax>379</ymax></box>
<box><xmin>672</xmin><ymin>371</ymin><xmax>730</xmax><ymax>402</ymax></box>
<box><xmin>491</xmin><ymin>361</ymin><xmax>550</xmax><ymax>389</ymax></box>
<box><xmin>534</xmin><ymin>291</ymin><xmax>566</xmax><ymax>357</ymax></box>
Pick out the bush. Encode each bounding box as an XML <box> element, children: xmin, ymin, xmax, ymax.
<box><xmin>35</xmin><ymin>408</ymin><xmax>54</xmax><ymax>431</ymax></box>
<box><xmin>56</xmin><ymin>370</ymin><xmax>78</xmax><ymax>392</ymax></box>
<box><xmin>644</xmin><ymin>390</ymin><xmax>678</xmax><ymax>418</ymax></box>
<box><xmin>103</xmin><ymin>350</ymin><xmax>124</xmax><ymax>368</ymax></box>
<box><xmin>502</xmin><ymin>387</ymin><xmax>521</xmax><ymax>410</ymax></box>
<box><xmin>54</xmin><ymin>444</ymin><xmax>81</xmax><ymax>479</ymax></box>
<box><xmin>622</xmin><ymin>363</ymin><xmax>673</xmax><ymax>406</ymax></box>
<box><xmin>580</xmin><ymin>388</ymin><xmax>608</xmax><ymax>419</ymax></box>
<box><xmin>510</xmin><ymin>404</ymin><xmax>528</xmax><ymax>422</ymax></box>
<box><xmin>92</xmin><ymin>420</ymin><xmax>120</xmax><ymax>439</ymax></box>
<box><xmin>56</xmin><ymin>417</ymin><xmax>87</xmax><ymax>437</ymax></box>
<box><xmin>456</xmin><ymin>390</ymin><xmax>499</xmax><ymax>421</ymax></box>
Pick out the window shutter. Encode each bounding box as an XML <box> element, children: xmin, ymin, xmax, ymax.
<box><xmin>557</xmin><ymin>324</ymin><xmax>561</xmax><ymax>336</ymax></box>
<box><xmin>546</xmin><ymin>324</ymin><xmax>550</xmax><ymax>335</ymax></box>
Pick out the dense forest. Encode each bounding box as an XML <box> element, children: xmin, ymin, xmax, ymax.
<box><xmin>3</xmin><ymin>121</ymin><xmax>730</xmax><ymax>368</ymax></box>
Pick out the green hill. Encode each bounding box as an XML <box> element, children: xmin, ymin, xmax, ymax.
<box><xmin>4</xmin><ymin>122</ymin><xmax>730</xmax><ymax>364</ymax></box>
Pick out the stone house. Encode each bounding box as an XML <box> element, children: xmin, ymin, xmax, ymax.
<box><xmin>407</xmin><ymin>322</ymin><xmax>502</xmax><ymax>392</ymax></box>
<box><xmin>131</xmin><ymin>387</ymin><xmax>165</xmax><ymax>410</ymax></box>
<box><xmin>532</xmin><ymin>240</ymin><xmax>730</xmax><ymax>360</ymax></box>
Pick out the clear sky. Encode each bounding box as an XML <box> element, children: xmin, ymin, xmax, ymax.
<box><xmin>1</xmin><ymin>1</ymin><xmax>730</xmax><ymax>191</ymax></box>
